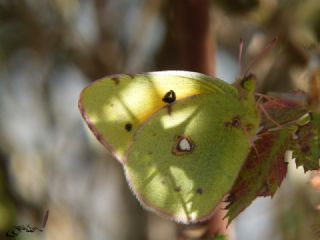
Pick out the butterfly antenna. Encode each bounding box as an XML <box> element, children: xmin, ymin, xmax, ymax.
<box><xmin>243</xmin><ymin>37</ymin><xmax>278</xmax><ymax>77</ymax></box>
<box><xmin>255</xmin><ymin>93</ymin><xmax>288</xmax><ymax>108</ymax></box>
<box><xmin>239</xmin><ymin>38</ymin><xmax>245</xmax><ymax>76</ymax></box>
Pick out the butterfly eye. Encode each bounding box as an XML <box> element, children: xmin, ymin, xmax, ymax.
<box><xmin>162</xmin><ymin>90</ymin><xmax>176</xmax><ymax>103</ymax></box>
<box><xmin>240</xmin><ymin>74</ymin><xmax>256</xmax><ymax>92</ymax></box>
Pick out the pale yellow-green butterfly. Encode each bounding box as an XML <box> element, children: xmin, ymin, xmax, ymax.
<box><xmin>78</xmin><ymin>71</ymin><xmax>260</xmax><ymax>223</ymax></box>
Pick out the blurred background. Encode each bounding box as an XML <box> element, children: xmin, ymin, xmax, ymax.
<box><xmin>0</xmin><ymin>0</ymin><xmax>320</xmax><ymax>239</ymax></box>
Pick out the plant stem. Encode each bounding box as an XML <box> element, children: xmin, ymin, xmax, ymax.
<box><xmin>175</xmin><ymin>0</ymin><xmax>215</xmax><ymax>75</ymax></box>
<box><xmin>174</xmin><ymin>0</ymin><xmax>229</xmax><ymax>238</ymax></box>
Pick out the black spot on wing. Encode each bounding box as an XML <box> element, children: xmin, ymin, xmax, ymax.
<box><xmin>224</xmin><ymin>116</ymin><xmax>241</xmax><ymax>128</ymax></box>
<box><xmin>125</xmin><ymin>123</ymin><xmax>133</xmax><ymax>132</ymax></box>
<box><xmin>196</xmin><ymin>188</ymin><xmax>203</xmax><ymax>195</ymax></box>
<box><xmin>231</xmin><ymin>117</ymin><xmax>241</xmax><ymax>127</ymax></box>
<box><xmin>162</xmin><ymin>90</ymin><xmax>176</xmax><ymax>103</ymax></box>
<box><xmin>174</xmin><ymin>186</ymin><xmax>181</xmax><ymax>192</ymax></box>
<box><xmin>111</xmin><ymin>77</ymin><xmax>120</xmax><ymax>85</ymax></box>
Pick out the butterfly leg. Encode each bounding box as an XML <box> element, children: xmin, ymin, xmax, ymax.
<box><xmin>255</xmin><ymin>93</ymin><xmax>283</xmax><ymax>128</ymax></box>
<box><xmin>258</xmin><ymin>103</ymin><xmax>283</xmax><ymax>128</ymax></box>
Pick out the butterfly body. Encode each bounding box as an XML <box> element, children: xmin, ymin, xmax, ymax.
<box><xmin>79</xmin><ymin>71</ymin><xmax>259</xmax><ymax>223</ymax></box>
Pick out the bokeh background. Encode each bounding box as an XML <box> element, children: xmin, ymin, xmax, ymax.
<box><xmin>0</xmin><ymin>0</ymin><xmax>320</xmax><ymax>239</ymax></box>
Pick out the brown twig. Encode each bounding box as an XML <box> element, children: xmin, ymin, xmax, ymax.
<box><xmin>174</xmin><ymin>0</ymin><xmax>214</xmax><ymax>75</ymax></box>
<box><xmin>174</xmin><ymin>0</ymin><xmax>229</xmax><ymax>239</ymax></box>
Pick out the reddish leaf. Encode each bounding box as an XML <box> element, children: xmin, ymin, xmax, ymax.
<box><xmin>225</xmin><ymin>129</ymin><xmax>292</xmax><ymax>224</ymax></box>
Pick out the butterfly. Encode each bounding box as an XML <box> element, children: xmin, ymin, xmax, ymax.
<box><xmin>78</xmin><ymin>70</ymin><xmax>260</xmax><ymax>223</ymax></box>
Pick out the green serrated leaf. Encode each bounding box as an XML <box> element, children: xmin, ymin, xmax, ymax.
<box><xmin>225</xmin><ymin>128</ymin><xmax>293</xmax><ymax>224</ymax></box>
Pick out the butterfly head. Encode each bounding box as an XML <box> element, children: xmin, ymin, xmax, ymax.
<box><xmin>240</xmin><ymin>73</ymin><xmax>256</xmax><ymax>93</ymax></box>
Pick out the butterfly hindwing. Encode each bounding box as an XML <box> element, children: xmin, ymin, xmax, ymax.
<box><xmin>125</xmin><ymin>89</ymin><xmax>259</xmax><ymax>223</ymax></box>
